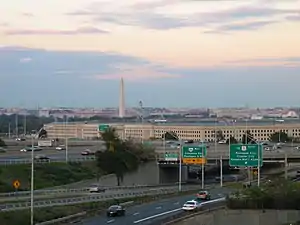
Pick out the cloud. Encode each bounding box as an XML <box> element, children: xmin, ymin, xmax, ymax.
<box><xmin>214</xmin><ymin>20</ymin><xmax>277</xmax><ymax>32</ymax></box>
<box><xmin>67</xmin><ymin>2</ymin><xmax>300</xmax><ymax>30</ymax></box>
<box><xmin>0</xmin><ymin>22</ymin><xmax>9</xmax><ymax>27</ymax></box>
<box><xmin>22</xmin><ymin>13</ymin><xmax>34</xmax><ymax>17</ymax></box>
<box><xmin>286</xmin><ymin>14</ymin><xmax>300</xmax><ymax>21</ymax></box>
<box><xmin>225</xmin><ymin>56</ymin><xmax>300</xmax><ymax>67</ymax></box>
<box><xmin>19</xmin><ymin>57</ymin><xmax>32</xmax><ymax>63</ymax></box>
<box><xmin>4</xmin><ymin>27</ymin><xmax>109</xmax><ymax>35</ymax></box>
<box><xmin>90</xmin><ymin>64</ymin><xmax>181</xmax><ymax>81</ymax></box>
<box><xmin>0</xmin><ymin>46</ymin><xmax>180</xmax><ymax>81</ymax></box>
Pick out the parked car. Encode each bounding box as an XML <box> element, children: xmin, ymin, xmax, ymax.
<box><xmin>106</xmin><ymin>205</ymin><xmax>126</xmax><ymax>217</ymax></box>
<box><xmin>89</xmin><ymin>185</ymin><xmax>105</xmax><ymax>193</ymax></box>
<box><xmin>81</xmin><ymin>149</ymin><xmax>95</xmax><ymax>156</ymax></box>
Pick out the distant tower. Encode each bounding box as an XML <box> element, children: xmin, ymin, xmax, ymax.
<box><xmin>118</xmin><ymin>77</ymin><xmax>125</xmax><ymax>118</ymax></box>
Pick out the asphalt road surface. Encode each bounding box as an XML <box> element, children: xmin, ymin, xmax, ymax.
<box><xmin>81</xmin><ymin>187</ymin><xmax>232</xmax><ymax>225</ymax></box>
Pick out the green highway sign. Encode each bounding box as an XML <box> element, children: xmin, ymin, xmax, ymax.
<box><xmin>164</xmin><ymin>153</ymin><xmax>178</xmax><ymax>161</ymax></box>
<box><xmin>98</xmin><ymin>124</ymin><xmax>109</xmax><ymax>132</ymax></box>
<box><xmin>229</xmin><ymin>144</ymin><xmax>263</xmax><ymax>167</ymax></box>
<box><xmin>182</xmin><ymin>145</ymin><xmax>207</xmax><ymax>158</ymax></box>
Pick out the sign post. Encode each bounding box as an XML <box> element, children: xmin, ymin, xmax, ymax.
<box><xmin>98</xmin><ymin>124</ymin><xmax>109</xmax><ymax>132</ymax></box>
<box><xmin>229</xmin><ymin>144</ymin><xmax>263</xmax><ymax>186</ymax></box>
<box><xmin>13</xmin><ymin>180</ymin><xmax>20</xmax><ymax>191</ymax></box>
<box><xmin>164</xmin><ymin>153</ymin><xmax>178</xmax><ymax>161</ymax></box>
<box><xmin>182</xmin><ymin>145</ymin><xmax>207</xmax><ymax>189</ymax></box>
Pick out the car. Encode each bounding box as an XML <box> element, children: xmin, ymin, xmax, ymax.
<box><xmin>0</xmin><ymin>147</ymin><xmax>7</xmax><ymax>153</ymax></box>
<box><xmin>34</xmin><ymin>154</ymin><xmax>50</xmax><ymax>161</ymax></box>
<box><xmin>56</xmin><ymin>146</ymin><xmax>66</xmax><ymax>150</ymax></box>
<box><xmin>16</xmin><ymin>137</ymin><xmax>26</xmax><ymax>141</ymax></box>
<box><xmin>264</xmin><ymin>147</ymin><xmax>271</xmax><ymax>151</ymax></box>
<box><xmin>89</xmin><ymin>185</ymin><xmax>105</xmax><ymax>193</ymax></box>
<box><xmin>196</xmin><ymin>190</ymin><xmax>211</xmax><ymax>200</ymax></box>
<box><xmin>182</xmin><ymin>200</ymin><xmax>201</xmax><ymax>211</ymax></box>
<box><xmin>81</xmin><ymin>149</ymin><xmax>95</xmax><ymax>156</ymax></box>
<box><xmin>106</xmin><ymin>205</ymin><xmax>126</xmax><ymax>217</ymax></box>
<box><xmin>20</xmin><ymin>147</ymin><xmax>42</xmax><ymax>152</ymax></box>
<box><xmin>218</xmin><ymin>140</ymin><xmax>226</xmax><ymax>144</ymax></box>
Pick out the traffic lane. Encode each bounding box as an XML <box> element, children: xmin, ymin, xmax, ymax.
<box><xmin>82</xmin><ymin>187</ymin><xmax>232</xmax><ymax>225</ymax></box>
<box><xmin>0</xmin><ymin>152</ymin><xmax>85</xmax><ymax>160</ymax></box>
<box><xmin>4</xmin><ymin>146</ymin><xmax>100</xmax><ymax>152</ymax></box>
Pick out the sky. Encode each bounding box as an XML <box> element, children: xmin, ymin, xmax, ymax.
<box><xmin>0</xmin><ymin>0</ymin><xmax>300</xmax><ymax>108</ymax></box>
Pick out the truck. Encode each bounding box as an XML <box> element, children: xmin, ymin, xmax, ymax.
<box><xmin>38</xmin><ymin>140</ymin><xmax>53</xmax><ymax>147</ymax></box>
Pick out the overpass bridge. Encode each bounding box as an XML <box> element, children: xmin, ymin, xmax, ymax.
<box><xmin>154</xmin><ymin>146</ymin><xmax>300</xmax><ymax>184</ymax></box>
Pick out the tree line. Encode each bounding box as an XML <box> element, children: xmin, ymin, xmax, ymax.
<box><xmin>227</xmin><ymin>179</ymin><xmax>300</xmax><ymax>210</ymax></box>
<box><xmin>163</xmin><ymin>130</ymin><xmax>291</xmax><ymax>143</ymax></box>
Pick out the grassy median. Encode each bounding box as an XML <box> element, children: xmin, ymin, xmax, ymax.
<box><xmin>0</xmin><ymin>162</ymin><xmax>96</xmax><ymax>192</ymax></box>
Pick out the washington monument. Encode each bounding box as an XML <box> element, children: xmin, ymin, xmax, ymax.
<box><xmin>119</xmin><ymin>77</ymin><xmax>125</xmax><ymax>118</ymax></box>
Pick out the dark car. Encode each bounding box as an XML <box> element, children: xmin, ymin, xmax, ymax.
<box><xmin>106</xmin><ymin>205</ymin><xmax>126</xmax><ymax>217</ymax></box>
<box><xmin>196</xmin><ymin>190</ymin><xmax>211</xmax><ymax>200</ymax></box>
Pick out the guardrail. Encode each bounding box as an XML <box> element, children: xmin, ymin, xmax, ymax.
<box><xmin>0</xmin><ymin>157</ymin><xmax>96</xmax><ymax>165</ymax></box>
<box><xmin>36</xmin><ymin>201</ymin><xmax>134</xmax><ymax>225</ymax></box>
<box><xmin>0</xmin><ymin>187</ymin><xmax>195</xmax><ymax>212</ymax></box>
<box><xmin>150</xmin><ymin>197</ymin><xmax>227</xmax><ymax>225</ymax></box>
<box><xmin>0</xmin><ymin>183</ymin><xmax>186</xmax><ymax>197</ymax></box>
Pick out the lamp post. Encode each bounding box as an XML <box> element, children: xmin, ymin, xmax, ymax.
<box><xmin>30</xmin><ymin>134</ymin><xmax>34</xmax><ymax>225</ymax></box>
<box><xmin>64</xmin><ymin>116</ymin><xmax>69</xmax><ymax>163</ymax></box>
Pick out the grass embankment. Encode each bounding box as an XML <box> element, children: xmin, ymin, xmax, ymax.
<box><xmin>0</xmin><ymin>162</ymin><xmax>96</xmax><ymax>192</ymax></box>
<box><xmin>0</xmin><ymin>189</ymin><xmax>198</xmax><ymax>225</ymax></box>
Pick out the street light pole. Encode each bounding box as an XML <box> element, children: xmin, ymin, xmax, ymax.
<box><xmin>220</xmin><ymin>155</ymin><xmax>223</xmax><ymax>187</ymax></box>
<box><xmin>65</xmin><ymin>116</ymin><xmax>68</xmax><ymax>163</ymax></box>
<box><xmin>30</xmin><ymin>135</ymin><xmax>34</xmax><ymax>225</ymax></box>
<box><xmin>201</xmin><ymin>140</ymin><xmax>204</xmax><ymax>189</ymax></box>
<box><xmin>178</xmin><ymin>139</ymin><xmax>182</xmax><ymax>192</ymax></box>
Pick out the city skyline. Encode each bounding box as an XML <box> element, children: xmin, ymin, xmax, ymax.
<box><xmin>0</xmin><ymin>0</ymin><xmax>300</xmax><ymax>107</ymax></box>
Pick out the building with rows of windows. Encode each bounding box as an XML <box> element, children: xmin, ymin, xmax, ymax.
<box><xmin>43</xmin><ymin>121</ymin><xmax>300</xmax><ymax>142</ymax></box>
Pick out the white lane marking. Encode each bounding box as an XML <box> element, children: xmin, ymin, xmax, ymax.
<box><xmin>174</xmin><ymin>202</ymin><xmax>179</xmax><ymax>205</ymax></box>
<box><xmin>133</xmin><ymin>212</ymin><xmax>140</xmax><ymax>216</ymax></box>
<box><xmin>155</xmin><ymin>206</ymin><xmax>162</xmax><ymax>209</ymax></box>
<box><xmin>133</xmin><ymin>208</ymin><xmax>181</xmax><ymax>224</ymax></box>
<box><xmin>107</xmin><ymin>219</ymin><xmax>115</xmax><ymax>223</ymax></box>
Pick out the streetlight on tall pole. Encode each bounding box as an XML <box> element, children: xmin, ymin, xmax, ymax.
<box><xmin>24</xmin><ymin>114</ymin><xmax>27</xmax><ymax>137</ymax></box>
<box><xmin>64</xmin><ymin>116</ymin><xmax>69</xmax><ymax>163</ymax></box>
<box><xmin>30</xmin><ymin>134</ymin><xmax>34</xmax><ymax>225</ymax></box>
<box><xmin>139</xmin><ymin>100</ymin><xmax>144</xmax><ymax>144</ymax></box>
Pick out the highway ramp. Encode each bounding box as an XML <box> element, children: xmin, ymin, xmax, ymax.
<box><xmin>82</xmin><ymin>187</ymin><xmax>232</xmax><ymax>225</ymax></box>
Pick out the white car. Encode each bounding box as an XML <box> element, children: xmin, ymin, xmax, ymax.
<box><xmin>182</xmin><ymin>200</ymin><xmax>201</xmax><ymax>211</ymax></box>
<box><xmin>89</xmin><ymin>185</ymin><xmax>105</xmax><ymax>193</ymax></box>
<box><xmin>218</xmin><ymin>140</ymin><xmax>226</xmax><ymax>144</ymax></box>
<box><xmin>264</xmin><ymin>147</ymin><xmax>271</xmax><ymax>151</ymax></box>
<box><xmin>56</xmin><ymin>146</ymin><xmax>66</xmax><ymax>150</ymax></box>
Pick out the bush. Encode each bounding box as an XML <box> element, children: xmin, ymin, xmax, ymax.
<box><xmin>227</xmin><ymin>179</ymin><xmax>300</xmax><ymax>210</ymax></box>
<box><xmin>0</xmin><ymin>138</ymin><xmax>6</xmax><ymax>147</ymax></box>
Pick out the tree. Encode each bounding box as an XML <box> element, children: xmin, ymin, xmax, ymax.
<box><xmin>0</xmin><ymin>138</ymin><xmax>6</xmax><ymax>147</ymax></box>
<box><xmin>38</xmin><ymin>129</ymin><xmax>47</xmax><ymax>139</ymax></box>
<box><xmin>269</xmin><ymin>131</ymin><xmax>289</xmax><ymax>143</ymax></box>
<box><xmin>96</xmin><ymin>129</ymin><xmax>154</xmax><ymax>185</ymax></box>
<box><xmin>162</xmin><ymin>131</ymin><xmax>178</xmax><ymax>140</ymax></box>
<box><xmin>216</xmin><ymin>130</ymin><xmax>224</xmax><ymax>141</ymax></box>
<box><xmin>226</xmin><ymin>136</ymin><xmax>238</xmax><ymax>144</ymax></box>
<box><xmin>242</xmin><ymin>130</ymin><xmax>256</xmax><ymax>144</ymax></box>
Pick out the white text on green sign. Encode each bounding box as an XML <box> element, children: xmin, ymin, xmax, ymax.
<box><xmin>165</xmin><ymin>153</ymin><xmax>178</xmax><ymax>161</ymax></box>
<box><xmin>182</xmin><ymin>145</ymin><xmax>207</xmax><ymax>158</ymax></box>
<box><xmin>229</xmin><ymin>144</ymin><xmax>263</xmax><ymax>167</ymax></box>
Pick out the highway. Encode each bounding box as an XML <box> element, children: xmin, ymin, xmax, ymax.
<box><xmin>81</xmin><ymin>187</ymin><xmax>232</xmax><ymax>225</ymax></box>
